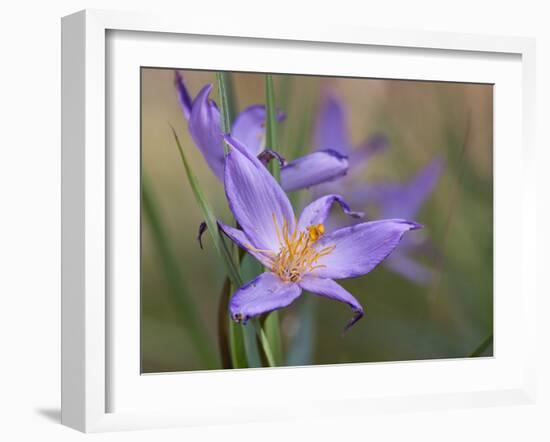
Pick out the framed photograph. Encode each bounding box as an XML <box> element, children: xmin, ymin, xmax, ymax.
<box><xmin>61</xmin><ymin>9</ymin><xmax>537</xmax><ymax>433</ymax></box>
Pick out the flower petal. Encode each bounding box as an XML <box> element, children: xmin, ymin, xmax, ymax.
<box><xmin>230</xmin><ymin>272</ymin><xmax>302</xmax><ymax>323</ymax></box>
<box><xmin>280</xmin><ymin>149</ymin><xmax>349</xmax><ymax>192</ymax></box>
<box><xmin>298</xmin><ymin>276</ymin><xmax>364</xmax><ymax>332</ymax></box>
<box><xmin>371</xmin><ymin>158</ymin><xmax>444</xmax><ymax>220</ymax></box>
<box><xmin>175</xmin><ymin>71</ymin><xmax>193</xmax><ymax>120</ymax></box>
<box><xmin>384</xmin><ymin>252</ymin><xmax>433</xmax><ymax>285</ymax></box>
<box><xmin>311</xmin><ymin>219</ymin><xmax>422</xmax><ymax>279</ymax></box>
<box><xmin>349</xmin><ymin>133</ymin><xmax>389</xmax><ymax>170</ymax></box>
<box><xmin>231</xmin><ymin>105</ymin><xmax>285</xmax><ymax>156</ymax></box>
<box><xmin>314</xmin><ymin>93</ymin><xmax>352</xmax><ymax>154</ymax></box>
<box><xmin>217</xmin><ymin>221</ymin><xmax>273</xmax><ymax>268</ymax></box>
<box><xmin>224</xmin><ymin>135</ymin><xmax>296</xmax><ymax>252</ymax></box>
<box><xmin>188</xmin><ymin>84</ymin><xmax>225</xmax><ymax>180</ymax></box>
<box><xmin>297</xmin><ymin>194</ymin><xmax>362</xmax><ymax>232</ymax></box>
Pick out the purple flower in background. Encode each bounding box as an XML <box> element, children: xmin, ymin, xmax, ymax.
<box><xmin>365</xmin><ymin>158</ymin><xmax>444</xmax><ymax>285</ymax></box>
<box><xmin>314</xmin><ymin>93</ymin><xmax>389</xmax><ymax>191</ymax></box>
<box><xmin>176</xmin><ymin>72</ymin><xmax>349</xmax><ymax>192</ymax></box>
<box><xmin>310</xmin><ymin>93</ymin><xmax>388</xmax><ymax>226</ymax></box>
<box><xmin>312</xmin><ymin>92</ymin><xmax>443</xmax><ymax>285</ymax></box>
<box><xmin>218</xmin><ymin>135</ymin><xmax>421</xmax><ymax>331</ymax></box>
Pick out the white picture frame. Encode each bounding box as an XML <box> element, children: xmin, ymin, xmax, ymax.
<box><xmin>61</xmin><ymin>9</ymin><xmax>537</xmax><ymax>433</ymax></box>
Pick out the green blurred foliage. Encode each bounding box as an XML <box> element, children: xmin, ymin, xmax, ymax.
<box><xmin>141</xmin><ymin>68</ymin><xmax>493</xmax><ymax>373</ymax></box>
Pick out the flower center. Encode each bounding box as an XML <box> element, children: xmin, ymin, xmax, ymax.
<box><xmin>270</xmin><ymin>215</ymin><xmax>335</xmax><ymax>283</ymax></box>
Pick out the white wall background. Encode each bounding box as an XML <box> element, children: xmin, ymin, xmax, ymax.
<box><xmin>0</xmin><ymin>1</ymin><xmax>547</xmax><ymax>440</ymax></box>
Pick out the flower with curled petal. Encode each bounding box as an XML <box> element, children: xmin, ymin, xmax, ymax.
<box><xmin>218</xmin><ymin>135</ymin><xmax>421</xmax><ymax>331</ymax></box>
<box><xmin>176</xmin><ymin>72</ymin><xmax>349</xmax><ymax>192</ymax></box>
<box><xmin>312</xmin><ymin>92</ymin><xmax>443</xmax><ymax>285</ymax></box>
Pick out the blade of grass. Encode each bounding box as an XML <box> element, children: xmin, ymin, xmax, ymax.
<box><xmin>171</xmin><ymin>127</ymin><xmax>242</xmax><ymax>286</ymax></box>
<box><xmin>263</xmin><ymin>312</ymin><xmax>283</xmax><ymax>366</ymax></box>
<box><xmin>469</xmin><ymin>333</ymin><xmax>493</xmax><ymax>357</ymax></box>
<box><xmin>173</xmin><ymin>128</ymin><xmax>259</xmax><ymax>368</ymax></box>
<box><xmin>285</xmin><ymin>92</ymin><xmax>318</xmax><ymax>364</ymax></box>
<box><xmin>205</xmin><ymin>72</ymin><xmax>279</xmax><ymax>368</ymax></box>
<box><xmin>278</xmin><ymin>74</ymin><xmax>293</xmax><ymax>117</ymax></box>
<box><xmin>260</xmin><ymin>74</ymin><xmax>284</xmax><ymax>366</ymax></box>
<box><xmin>217</xmin><ymin>278</ymin><xmax>243</xmax><ymax>369</ymax></box>
<box><xmin>142</xmin><ymin>175</ymin><xmax>218</xmax><ymax>369</ymax></box>
<box><xmin>216</xmin><ymin>72</ymin><xmax>235</xmax><ymax>139</ymax></box>
<box><xmin>216</xmin><ymin>70</ymin><xmax>246</xmax><ymax>280</ymax></box>
<box><xmin>216</xmin><ymin>71</ymin><xmax>265</xmax><ymax>368</ymax></box>
<box><xmin>229</xmin><ymin>315</ymin><xmax>249</xmax><ymax>368</ymax></box>
<box><xmin>265</xmin><ymin>74</ymin><xmax>280</xmax><ymax>181</ymax></box>
<box><xmin>286</xmin><ymin>295</ymin><xmax>316</xmax><ymax>366</ymax></box>
<box><xmin>429</xmin><ymin>115</ymin><xmax>471</xmax><ymax>302</ymax></box>
<box><xmin>278</xmin><ymin>75</ymin><xmax>293</xmax><ymax>151</ymax></box>
<box><xmin>239</xmin><ymin>254</ymin><xmax>263</xmax><ymax>367</ymax></box>
<box><xmin>291</xmin><ymin>96</ymin><xmax>315</xmax><ymax>162</ymax></box>
<box><xmin>256</xmin><ymin>320</ymin><xmax>276</xmax><ymax>367</ymax></box>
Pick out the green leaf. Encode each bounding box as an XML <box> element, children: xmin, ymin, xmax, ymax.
<box><xmin>277</xmin><ymin>75</ymin><xmax>293</xmax><ymax>153</ymax></box>
<box><xmin>238</xmin><ymin>254</ymin><xmax>263</xmax><ymax>367</ymax></box>
<box><xmin>291</xmin><ymin>95</ymin><xmax>315</xmax><ymax>162</ymax></box>
<box><xmin>142</xmin><ymin>175</ymin><xmax>218</xmax><ymax>369</ymax></box>
<box><xmin>216</xmin><ymin>72</ymin><xmax>236</xmax><ymax>137</ymax></box>
<box><xmin>278</xmin><ymin>75</ymin><xmax>293</xmax><ymax>117</ymax></box>
<box><xmin>226</xmin><ymin>277</ymin><xmax>249</xmax><ymax>368</ymax></box>
<box><xmin>229</xmin><ymin>318</ymin><xmax>248</xmax><ymax>368</ymax></box>
<box><xmin>469</xmin><ymin>333</ymin><xmax>493</xmax><ymax>357</ymax></box>
<box><xmin>241</xmin><ymin>256</ymin><xmax>284</xmax><ymax>366</ymax></box>
<box><xmin>240</xmin><ymin>249</ymin><xmax>278</xmax><ymax>368</ymax></box>
<box><xmin>286</xmin><ymin>295</ymin><xmax>316</xmax><ymax>366</ymax></box>
<box><xmin>216</xmin><ymin>71</ymin><xmax>266</xmax><ymax>369</ymax></box>
<box><xmin>218</xmin><ymin>278</ymin><xmax>246</xmax><ymax>369</ymax></box>
<box><xmin>256</xmin><ymin>320</ymin><xmax>276</xmax><ymax>367</ymax></box>
<box><xmin>219</xmin><ymin>74</ymin><xmax>286</xmax><ymax>369</ymax></box>
<box><xmin>265</xmin><ymin>74</ymin><xmax>280</xmax><ymax>181</ymax></box>
<box><xmin>171</xmin><ymin>127</ymin><xmax>242</xmax><ymax>287</ymax></box>
<box><xmin>264</xmin><ymin>312</ymin><xmax>283</xmax><ymax>366</ymax></box>
<box><xmin>239</xmin><ymin>253</ymin><xmax>262</xmax><ymax>283</ymax></box>
<box><xmin>173</xmin><ymin>129</ymin><xmax>271</xmax><ymax>368</ymax></box>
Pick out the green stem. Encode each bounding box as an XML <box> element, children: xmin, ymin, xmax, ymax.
<box><xmin>255</xmin><ymin>320</ymin><xmax>276</xmax><ymax>367</ymax></box>
<box><xmin>277</xmin><ymin>75</ymin><xmax>293</xmax><ymax>153</ymax></box>
<box><xmin>228</xmin><ymin>300</ymin><xmax>249</xmax><ymax>368</ymax></box>
<box><xmin>286</xmin><ymin>295</ymin><xmax>316</xmax><ymax>366</ymax></box>
<box><xmin>260</xmin><ymin>74</ymin><xmax>284</xmax><ymax>366</ymax></box>
<box><xmin>215</xmin><ymin>72</ymin><xmax>261</xmax><ymax>369</ymax></box>
<box><xmin>172</xmin><ymin>128</ymin><xmax>242</xmax><ymax>286</ymax></box>
<box><xmin>265</xmin><ymin>74</ymin><xmax>280</xmax><ymax>181</ymax></box>
<box><xmin>291</xmin><ymin>95</ymin><xmax>315</xmax><ymax>162</ymax></box>
<box><xmin>142</xmin><ymin>176</ymin><xmax>218</xmax><ymax>368</ymax></box>
<box><xmin>264</xmin><ymin>312</ymin><xmax>283</xmax><ymax>365</ymax></box>
<box><xmin>216</xmin><ymin>72</ymin><xmax>236</xmax><ymax>142</ymax></box>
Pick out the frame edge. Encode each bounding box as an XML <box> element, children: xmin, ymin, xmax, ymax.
<box><xmin>61</xmin><ymin>9</ymin><xmax>87</xmax><ymax>432</ymax></box>
<box><xmin>61</xmin><ymin>9</ymin><xmax>108</xmax><ymax>433</ymax></box>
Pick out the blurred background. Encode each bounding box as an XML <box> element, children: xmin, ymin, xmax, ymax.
<box><xmin>141</xmin><ymin>68</ymin><xmax>493</xmax><ymax>373</ymax></box>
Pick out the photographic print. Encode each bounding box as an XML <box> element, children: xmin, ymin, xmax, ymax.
<box><xmin>141</xmin><ymin>68</ymin><xmax>493</xmax><ymax>373</ymax></box>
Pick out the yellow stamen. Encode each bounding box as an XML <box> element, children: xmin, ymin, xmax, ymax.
<box><xmin>307</xmin><ymin>224</ymin><xmax>325</xmax><ymax>242</ymax></box>
<box><xmin>244</xmin><ymin>243</ymin><xmax>276</xmax><ymax>256</ymax></box>
<box><xmin>267</xmin><ymin>216</ymin><xmax>334</xmax><ymax>283</ymax></box>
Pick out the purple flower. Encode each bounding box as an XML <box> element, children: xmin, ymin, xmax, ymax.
<box><xmin>218</xmin><ymin>135</ymin><xmax>421</xmax><ymax>331</ymax></box>
<box><xmin>313</xmin><ymin>92</ymin><xmax>443</xmax><ymax>285</ymax></box>
<box><xmin>314</xmin><ymin>92</ymin><xmax>389</xmax><ymax>175</ymax></box>
<box><xmin>365</xmin><ymin>158</ymin><xmax>444</xmax><ymax>284</ymax></box>
<box><xmin>176</xmin><ymin>72</ymin><xmax>349</xmax><ymax>192</ymax></box>
<box><xmin>311</xmin><ymin>93</ymin><xmax>388</xmax><ymax>216</ymax></box>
